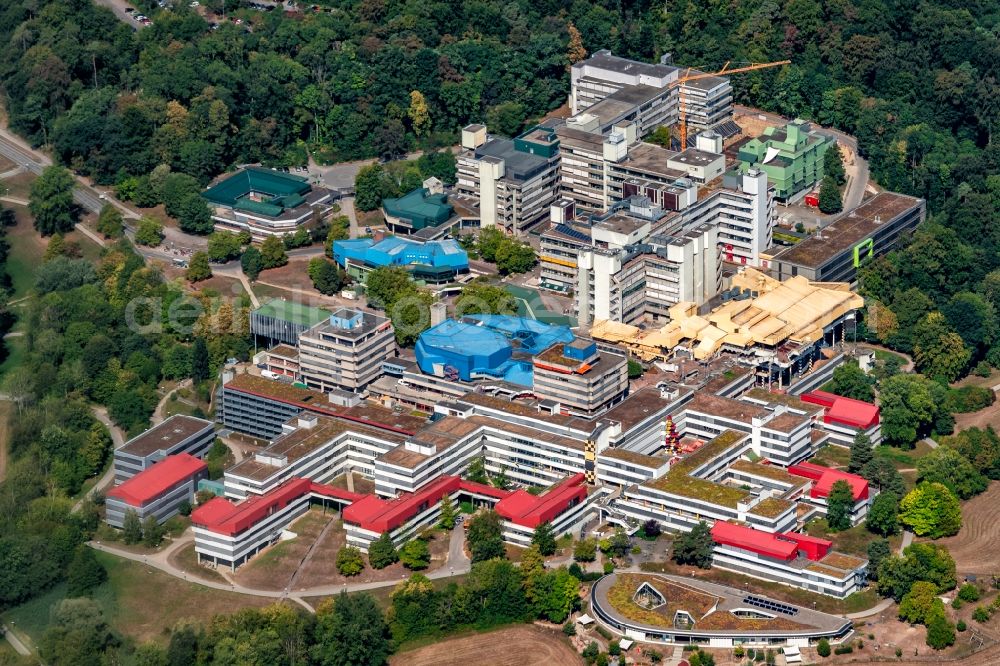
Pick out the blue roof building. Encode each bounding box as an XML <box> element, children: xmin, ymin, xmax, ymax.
<box><xmin>332</xmin><ymin>236</ymin><xmax>469</xmax><ymax>284</ymax></box>
<box><xmin>414</xmin><ymin>315</ymin><xmax>576</xmax><ymax>386</ymax></box>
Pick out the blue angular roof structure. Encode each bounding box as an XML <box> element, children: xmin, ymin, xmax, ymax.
<box><xmin>414</xmin><ymin>316</ymin><xmax>575</xmax><ymax>386</ymax></box>
<box><xmin>332</xmin><ymin>236</ymin><xmax>469</xmax><ymax>272</ymax></box>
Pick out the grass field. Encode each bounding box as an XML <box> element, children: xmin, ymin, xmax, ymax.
<box><xmin>3</xmin><ymin>551</ymin><xmax>273</xmax><ymax>647</ymax></box>
<box><xmin>937</xmin><ymin>481</ymin><xmax>1000</xmax><ymax>574</ymax></box>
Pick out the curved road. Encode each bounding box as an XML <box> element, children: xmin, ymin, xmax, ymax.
<box><xmin>89</xmin><ymin>522</ymin><xmax>472</xmax><ymax>611</ymax></box>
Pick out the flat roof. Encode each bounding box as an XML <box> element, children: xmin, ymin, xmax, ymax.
<box><xmin>601</xmin><ymin>387</ymin><xmax>679</xmax><ymax>431</ymax></box>
<box><xmin>108</xmin><ymin>453</ymin><xmax>207</xmax><ymax>506</ymax></box>
<box><xmin>303</xmin><ymin>308</ymin><xmax>391</xmax><ymax>340</ymax></box>
<box><xmin>685</xmin><ymin>393</ymin><xmax>767</xmax><ymax>424</ymax></box>
<box><xmin>119</xmin><ymin>415</ymin><xmax>214</xmax><ymax>458</ymax></box>
<box><xmin>643</xmin><ymin>430</ymin><xmax>752</xmax><ymax>508</ymax></box>
<box><xmin>267</xmin><ymin>344</ymin><xmax>299</xmax><ymax>359</ymax></box>
<box><xmin>617</xmin><ymin>143</ymin><xmax>683</xmax><ymax>179</ymax></box>
<box><xmin>575</xmin><ymin>50</ymin><xmax>678</xmax><ymax>78</ymax></box>
<box><xmin>475</xmin><ymin>138</ymin><xmax>551</xmax><ymax>183</ymax></box>
<box><xmin>595</xmin><ymin>213</ymin><xmax>650</xmax><ymax>236</ymax></box>
<box><xmin>601</xmin><ymin>447</ymin><xmax>667</xmax><ymax>468</ymax></box>
<box><xmin>202</xmin><ymin>167</ymin><xmax>310</xmax><ymax>207</ymax></box>
<box><xmin>767</xmin><ymin>412</ymin><xmax>809</xmax><ymax>433</ymax></box>
<box><xmin>455</xmin><ymin>392</ymin><xmax>591</xmax><ymax>429</ymax></box>
<box><xmin>772</xmin><ymin>193</ymin><xmax>924</xmax><ymax>269</ymax></box>
<box><xmin>253</xmin><ymin>299</ymin><xmax>331</xmax><ymax>327</ymax></box>
<box><xmin>228</xmin><ymin>414</ymin><xmax>408</xmax><ymax>482</ymax></box>
<box><xmin>670</xmin><ymin>148</ymin><xmax>722</xmax><ymax>167</ymax></box>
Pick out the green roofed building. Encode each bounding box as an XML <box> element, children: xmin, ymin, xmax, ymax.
<box><xmin>381</xmin><ymin>177</ymin><xmax>460</xmax><ymax>238</ymax></box>
<box><xmin>202</xmin><ymin>168</ymin><xmax>337</xmax><ymax>240</ymax></box>
<box><xmin>251</xmin><ymin>299</ymin><xmax>332</xmax><ymax>346</ymax></box>
<box><xmin>737</xmin><ymin>119</ymin><xmax>835</xmax><ymax>201</ymax></box>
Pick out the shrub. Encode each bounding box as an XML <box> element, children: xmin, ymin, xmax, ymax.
<box><xmin>895</xmin><ymin>647</ymin><xmax>903</xmax><ymax>658</ymax></box>
<box><xmin>336</xmin><ymin>546</ymin><xmax>365</xmax><ymax>576</ymax></box>
<box><xmin>816</xmin><ymin>638</ymin><xmax>831</xmax><ymax>657</ymax></box>
<box><xmin>944</xmin><ymin>386</ymin><xmax>995</xmax><ymax>413</ymax></box>
<box><xmin>957</xmin><ymin>620</ymin><xmax>967</xmax><ymax>632</ymax></box>
<box><xmin>644</xmin><ymin>648</ymin><xmax>662</xmax><ymax>662</ymax></box>
<box><xmin>562</xmin><ymin>620</ymin><xmax>576</xmax><ymax>636</ymax></box>
<box><xmin>958</xmin><ymin>583</ymin><xmax>981</xmax><ymax>602</ymax></box>
<box><xmin>602</xmin><ymin>561</ymin><xmax>614</xmax><ymax>575</ymax></box>
<box><xmin>608</xmin><ymin>641</ymin><xmax>620</xmax><ymax>656</ymax></box>
<box><xmin>834</xmin><ymin>645</ymin><xmax>854</xmax><ymax>655</ymax></box>
<box><xmin>952</xmin><ymin>598</ymin><xmax>963</xmax><ymax>609</ymax></box>
<box><xmin>973</xmin><ymin>606</ymin><xmax>991</xmax><ymax>623</ymax></box>
<box><xmin>595</xmin><ymin>625</ymin><xmax>613</xmax><ymax>641</ymax></box>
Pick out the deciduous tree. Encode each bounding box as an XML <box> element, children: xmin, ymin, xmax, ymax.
<box><xmin>368</xmin><ymin>532</ymin><xmax>398</xmax><ymax>569</ymax></box>
<box><xmin>900</xmin><ymin>482</ymin><xmax>962</xmax><ymax>538</ymax></box>
<box><xmin>466</xmin><ymin>510</ymin><xmax>505</xmax><ymax>562</ymax></box>
<box><xmin>185</xmin><ymin>251</ymin><xmax>212</xmax><ymax>283</ymax></box>
<box><xmin>867</xmin><ymin>492</ymin><xmax>900</xmax><ymax>536</ymax></box>
<box><xmin>30</xmin><ymin>165</ymin><xmax>77</xmax><ymax>236</ymax></box>
<box><xmin>336</xmin><ymin>546</ymin><xmax>365</xmax><ymax>576</ymax></box>
<box><xmin>826</xmin><ymin>479</ymin><xmax>855</xmax><ymax>531</ymax></box>
<box><xmin>532</xmin><ymin>521</ymin><xmax>557</xmax><ymax>556</ymax></box>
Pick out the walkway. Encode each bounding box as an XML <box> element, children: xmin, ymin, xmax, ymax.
<box><xmin>73</xmin><ymin>406</ymin><xmax>127</xmax><ymax>512</ymax></box>
<box><xmin>88</xmin><ymin>522</ymin><xmax>476</xmax><ymax>611</ymax></box>
<box><xmin>151</xmin><ymin>380</ymin><xmax>192</xmax><ymax>425</ymax></box>
<box><xmin>1</xmin><ymin>624</ymin><xmax>31</xmax><ymax>657</ymax></box>
<box><xmin>843</xmin><ymin>530</ymin><xmax>914</xmax><ymax>620</ymax></box>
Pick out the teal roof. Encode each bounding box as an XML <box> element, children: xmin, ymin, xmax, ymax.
<box><xmin>202</xmin><ymin>168</ymin><xmax>311</xmax><ymax>208</ymax></box>
<box><xmin>253</xmin><ymin>300</ymin><xmax>331</xmax><ymax>327</ymax></box>
<box><xmin>382</xmin><ymin>187</ymin><xmax>454</xmax><ymax>230</ymax></box>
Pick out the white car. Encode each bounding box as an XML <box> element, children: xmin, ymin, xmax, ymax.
<box><xmin>189</xmin><ymin>1</ymin><xmax>199</xmax><ymax>6</ymax></box>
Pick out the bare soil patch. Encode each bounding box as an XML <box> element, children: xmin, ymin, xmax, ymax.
<box><xmin>389</xmin><ymin>625</ymin><xmax>582</xmax><ymax>666</ymax></box>
<box><xmin>937</xmin><ymin>482</ymin><xmax>1000</xmax><ymax>574</ymax></box>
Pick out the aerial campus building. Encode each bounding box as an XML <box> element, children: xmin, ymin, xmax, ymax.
<box><xmin>381</xmin><ymin>177</ymin><xmax>477</xmax><ymax>240</ymax></box>
<box><xmin>112</xmin><ymin>415</ymin><xmax>215</xmax><ymax>484</ymax></box>
<box><xmin>331</xmin><ymin>235</ymin><xmax>469</xmax><ymax>285</ymax></box>
<box><xmin>765</xmin><ymin>192</ymin><xmax>926</xmax><ymax>284</ymax></box>
<box><xmin>250</xmin><ymin>299</ymin><xmax>331</xmax><ymax>347</ymax></box>
<box><xmin>413</xmin><ymin>315</ymin><xmax>629</xmax><ymax>417</ymax></box>
<box><xmin>589</xmin><ymin>573</ymin><xmax>853</xmax><ymax>650</ymax></box>
<box><xmin>296</xmin><ymin>308</ymin><xmax>396</xmax><ymax>392</ymax></box>
<box><xmin>736</xmin><ymin>119</ymin><xmax>836</xmax><ymax>201</ymax></box>
<box><xmin>106</xmin><ymin>453</ymin><xmax>208</xmax><ymax>528</ymax></box>
<box><xmin>591</xmin><ymin>267</ymin><xmax>865</xmax><ymax>388</ymax></box>
<box><xmin>201</xmin><ymin>168</ymin><xmax>337</xmax><ymax>239</ymax></box>
<box><xmin>456</xmin><ymin>124</ymin><xmax>562</xmax><ymax>235</ymax></box>
<box><xmin>205</xmin><ymin>368</ymin><xmax>876</xmax><ymax>598</ymax></box>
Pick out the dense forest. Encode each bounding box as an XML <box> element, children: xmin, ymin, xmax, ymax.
<box><xmin>0</xmin><ymin>0</ymin><xmax>994</xmax><ymax>201</ymax></box>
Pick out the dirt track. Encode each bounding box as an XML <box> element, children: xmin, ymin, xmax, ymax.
<box><xmin>937</xmin><ymin>482</ymin><xmax>1000</xmax><ymax>574</ymax></box>
<box><xmin>390</xmin><ymin>625</ymin><xmax>582</xmax><ymax>666</ymax></box>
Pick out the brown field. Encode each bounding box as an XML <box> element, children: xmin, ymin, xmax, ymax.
<box><xmin>389</xmin><ymin>625</ymin><xmax>582</xmax><ymax>666</ymax></box>
<box><xmin>294</xmin><ymin>523</ymin><xmax>450</xmax><ymax>590</ymax></box>
<box><xmin>234</xmin><ymin>509</ymin><xmax>335</xmax><ymax>590</ymax></box>
<box><xmin>936</xmin><ymin>481</ymin><xmax>1000</xmax><ymax>574</ymax></box>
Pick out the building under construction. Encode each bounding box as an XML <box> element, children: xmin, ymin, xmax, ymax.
<box><xmin>590</xmin><ymin>268</ymin><xmax>863</xmax><ymax>387</ymax></box>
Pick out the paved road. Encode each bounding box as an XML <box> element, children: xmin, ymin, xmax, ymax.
<box><xmin>1</xmin><ymin>624</ymin><xmax>31</xmax><ymax>657</ymax></box>
<box><xmin>93</xmin><ymin>0</ymin><xmax>143</xmax><ymax>29</ymax></box>
<box><xmin>151</xmin><ymin>380</ymin><xmax>192</xmax><ymax>425</ymax></box>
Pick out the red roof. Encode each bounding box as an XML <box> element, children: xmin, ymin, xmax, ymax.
<box><xmin>710</xmin><ymin>521</ymin><xmax>798</xmax><ymax>561</ymax></box>
<box><xmin>308</xmin><ymin>481</ymin><xmax>367</xmax><ymax>502</ymax></box>
<box><xmin>191</xmin><ymin>478</ymin><xmax>313</xmax><ymax>536</ymax></box>
<box><xmin>788</xmin><ymin>462</ymin><xmax>869</xmax><ymax>502</ymax></box>
<box><xmin>107</xmin><ymin>454</ymin><xmax>207</xmax><ymax>506</ymax></box>
<box><xmin>801</xmin><ymin>391</ymin><xmax>879</xmax><ymax>429</ymax></box>
<box><xmin>458</xmin><ymin>479</ymin><xmax>513</xmax><ymax>500</ymax></box>
<box><xmin>494</xmin><ymin>473</ymin><xmax>587</xmax><ymax>528</ymax></box>
<box><xmin>342</xmin><ymin>476</ymin><xmax>465</xmax><ymax>534</ymax></box>
<box><xmin>778</xmin><ymin>531</ymin><xmax>832</xmax><ymax>561</ymax></box>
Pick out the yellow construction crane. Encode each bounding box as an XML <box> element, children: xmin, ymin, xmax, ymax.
<box><xmin>673</xmin><ymin>60</ymin><xmax>791</xmax><ymax>148</ymax></box>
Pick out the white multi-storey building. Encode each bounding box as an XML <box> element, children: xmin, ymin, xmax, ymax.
<box><xmin>456</xmin><ymin>125</ymin><xmax>561</xmax><ymax>235</ymax></box>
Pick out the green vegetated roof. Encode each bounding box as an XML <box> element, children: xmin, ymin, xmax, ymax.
<box><xmin>203</xmin><ymin>168</ymin><xmax>311</xmax><ymax>207</ymax></box>
<box><xmin>747</xmin><ymin>497</ymin><xmax>793</xmax><ymax>519</ymax></box>
<box><xmin>645</xmin><ymin>430</ymin><xmax>751</xmax><ymax>508</ymax></box>
<box><xmin>254</xmin><ymin>300</ymin><xmax>331</xmax><ymax>327</ymax></box>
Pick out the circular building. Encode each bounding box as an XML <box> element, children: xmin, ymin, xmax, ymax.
<box><xmin>589</xmin><ymin>573</ymin><xmax>853</xmax><ymax>650</ymax></box>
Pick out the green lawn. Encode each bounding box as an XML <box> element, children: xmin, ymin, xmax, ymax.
<box><xmin>5</xmin><ymin>217</ymin><xmax>44</xmax><ymax>301</ymax></box>
<box><xmin>873</xmin><ymin>349</ymin><xmax>906</xmax><ymax>366</ymax></box>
